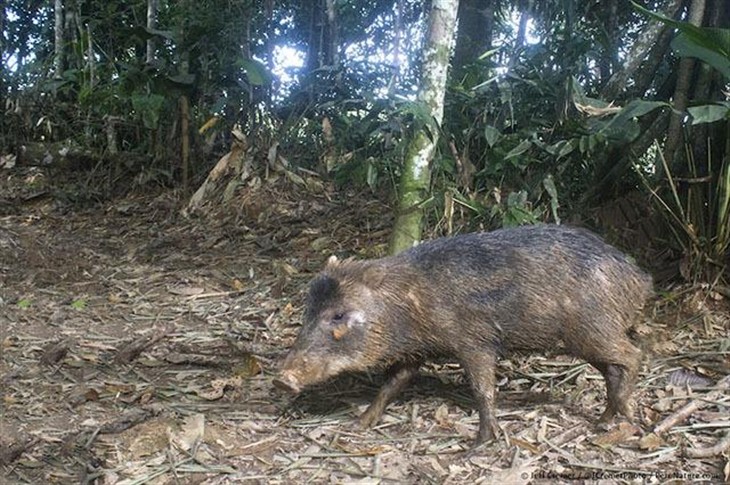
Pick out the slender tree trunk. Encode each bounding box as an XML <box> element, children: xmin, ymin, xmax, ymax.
<box><xmin>453</xmin><ymin>0</ymin><xmax>495</xmax><ymax>73</ymax></box>
<box><xmin>179</xmin><ymin>38</ymin><xmax>191</xmax><ymax>190</ymax></box>
<box><xmin>180</xmin><ymin>94</ymin><xmax>190</xmax><ymax>190</ymax></box>
<box><xmin>387</xmin><ymin>0</ymin><xmax>404</xmax><ymax>95</ymax></box>
<box><xmin>599</xmin><ymin>0</ymin><xmax>618</xmax><ymax>85</ymax></box>
<box><xmin>324</xmin><ymin>0</ymin><xmax>339</xmax><ymax>68</ymax></box>
<box><xmin>389</xmin><ymin>0</ymin><xmax>460</xmax><ymax>254</ymax></box>
<box><xmin>509</xmin><ymin>0</ymin><xmax>530</xmax><ymax>69</ymax></box>
<box><xmin>692</xmin><ymin>0</ymin><xmax>726</xmax><ymax>170</ymax></box>
<box><xmin>87</xmin><ymin>24</ymin><xmax>95</xmax><ymax>86</ymax></box>
<box><xmin>146</xmin><ymin>0</ymin><xmax>158</xmax><ymax>64</ymax></box>
<box><xmin>54</xmin><ymin>0</ymin><xmax>64</xmax><ymax>78</ymax></box>
<box><xmin>65</xmin><ymin>3</ymin><xmax>78</xmax><ymax>69</ymax></box>
<box><xmin>263</xmin><ymin>0</ymin><xmax>276</xmax><ymax>106</ymax></box>
<box><xmin>305</xmin><ymin>0</ymin><xmax>324</xmax><ymax>73</ymax></box>
<box><xmin>0</xmin><ymin>4</ymin><xmax>5</xmax><ymax>147</ymax></box>
<box><xmin>601</xmin><ymin>0</ymin><xmax>683</xmax><ymax>100</ymax></box>
<box><xmin>664</xmin><ymin>0</ymin><xmax>706</xmax><ymax>171</ymax></box>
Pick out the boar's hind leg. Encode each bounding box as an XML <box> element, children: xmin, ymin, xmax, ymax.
<box><xmin>460</xmin><ymin>351</ymin><xmax>499</xmax><ymax>444</ymax></box>
<box><xmin>359</xmin><ymin>364</ymin><xmax>418</xmax><ymax>429</ymax></box>
<box><xmin>586</xmin><ymin>339</ymin><xmax>641</xmax><ymax>422</ymax></box>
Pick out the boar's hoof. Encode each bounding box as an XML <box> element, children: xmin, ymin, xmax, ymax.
<box><xmin>358</xmin><ymin>407</ymin><xmax>383</xmax><ymax>429</ymax></box>
<box><xmin>273</xmin><ymin>374</ymin><xmax>301</xmax><ymax>394</ymax></box>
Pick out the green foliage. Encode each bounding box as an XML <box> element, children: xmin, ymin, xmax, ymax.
<box><xmin>17</xmin><ymin>299</ymin><xmax>32</xmax><ymax>309</ymax></box>
<box><xmin>632</xmin><ymin>1</ymin><xmax>730</xmax><ymax>80</ymax></box>
<box><xmin>629</xmin><ymin>11</ymin><xmax>730</xmax><ymax>284</ymax></box>
<box><xmin>641</xmin><ymin>145</ymin><xmax>730</xmax><ymax>284</ymax></box>
<box><xmin>71</xmin><ymin>299</ymin><xmax>87</xmax><ymax>310</ymax></box>
<box><xmin>688</xmin><ymin>103</ymin><xmax>730</xmax><ymax>125</ymax></box>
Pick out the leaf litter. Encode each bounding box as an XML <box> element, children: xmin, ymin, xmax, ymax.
<box><xmin>0</xmin><ymin>169</ymin><xmax>728</xmax><ymax>483</ymax></box>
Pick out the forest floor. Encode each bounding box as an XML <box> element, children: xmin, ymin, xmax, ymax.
<box><xmin>1</xmin><ymin>165</ymin><xmax>729</xmax><ymax>484</ymax></box>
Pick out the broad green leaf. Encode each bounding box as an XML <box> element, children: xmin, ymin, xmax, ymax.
<box><xmin>633</xmin><ymin>2</ymin><xmax>730</xmax><ymax>79</ymax></box>
<box><xmin>145</xmin><ymin>28</ymin><xmax>177</xmax><ymax>42</ymax></box>
<box><xmin>17</xmin><ymin>299</ymin><xmax>31</xmax><ymax>308</ymax></box>
<box><xmin>504</xmin><ymin>140</ymin><xmax>531</xmax><ymax>160</ymax></box>
<box><xmin>167</xmin><ymin>73</ymin><xmax>196</xmax><ymax>86</ymax></box>
<box><xmin>238</xmin><ymin>59</ymin><xmax>270</xmax><ymax>86</ymax></box>
<box><xmin>579</xmin><ymin>136</ymin><xmax>588</xmax><ymax>154</ymax></box>
<box><xmin>554</xmin><ymin>140</ymin><xmax>574</xmax><ymax>159</ymax></box>
<box><xmin>612</xmin><ymin>100</ymin><xmax>668</xmax><ymax>123</ymax></box>
<box><xmin>477</xmin><ymin>47</ymin><xmax>501</xmax><ymax>60</ymax></box>
<box><xmin>484</xmin><ymin>125</ymin><xmax>501</xmax><ymax>148</ymax></box>
<box><xmin>131</xmin><ymin>94</ymin><xmax>166</xmax><ymax>129</ymax></box>
<box><xmin>672</xmin><ymin>33</ymin><xmax>730</xmax><ymax>80</ymax></box>
<box><xmin>688</xmin><ymin>103</ymin><xmax>730</xmax><ymax>125</ymax></box>
<box><xmin>600</xmin><ymin>100</ymin><xmax>668</xmax><ymax>137</ymax></box>
<box><xmin>366</xmin><ymin>160</ymin><xmax>378</xmax><ymax>191</ymax></box>
<box><xmin>130</xmin><ymin>26</ymin><xmax>178</xmax><ymax>42</ymax></box>
<box><xmin>543</xmin><ymin>175</ymin><xmax>561</xmax><ymax>224</ymax></box>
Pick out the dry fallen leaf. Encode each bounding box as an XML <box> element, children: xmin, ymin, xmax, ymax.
<box><xmin>196</xmin><ymin>376</ymin><xmax>243</xmax><ymax>401</ymax></box>
<box><xmin>233</xmin><ymin>353</ymin><xmax>262</xmax><ymax>377</ymax></box>
<box><xmin>67</xmin><ymin>387</ymin><xmax>99</xmax><ymax>407</ymax></box>
<box><xmin>510</xmin><ymin>437</ymin><xmax>540</xmax><ymax>454</ymax></box>
<box><xmin>168</xmin><ymin>285</ymin><xmax>205</xmax><ymax>296</ymax></box>
<box><xmin>171</xmin><ymin>413</ymin><xmax>205</xmax><ymax>452</ymax></box>
<box><xmin>638</xmin><ymin>432</ymin><xmax>665</xmax><ymax>450</ymax></box>
<box><xmin>592</xmin><ymin>421</ymin><xmax>640</xmax><ymax>447</ymax></box>
<box><xmin>282</xmin><ymin>302</ymin><xmax>295</xmax><ymax>317</ymax></box>
<box><xmin>434</xmin><ymin>404</ymin><xmax>450</xmax><ymax>427</ymax></box>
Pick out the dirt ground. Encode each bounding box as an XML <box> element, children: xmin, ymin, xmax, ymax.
<box><xmin>1</xmin><ymin>166</ymin><xmax>729</xmax><ymax>484</ymax></box>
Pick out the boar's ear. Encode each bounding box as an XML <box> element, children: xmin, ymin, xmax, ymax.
<box><xmin>361</xmin><ymin>263</ymin><xmax>386</xmax><ymax>289</ymax></box>
<box><xmin>325</xmin><ymin>255</ymin><xmax>339</xmax><ymax>269</ymax></box>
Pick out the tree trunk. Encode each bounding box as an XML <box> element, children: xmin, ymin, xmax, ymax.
<box><xmin>515</xmin><ymin>0</ymin><xmax>529</xmax><ymax>49</ymax></box>
<box><xmin>664</xmin><ymin>0</ymin><xmax>707</xmax><ymax>171</ymax></box>
<box><xmin>54</xmin><ymin>0</ymin><xmax>64</xmax><ymax>78</ymax></box>
<box><xmin>691</xmin><ymin>0</ymin><xmax>727</xmax><ymax>170</ymax></box>
<box><xmin>324</xmin><ymin>0</ymin><xmax>339</xmax><ymax>68</ymax></box>
<box><xmin>453</xmin><ymin>0</ymin><xmax>495</xmax><ymax>72</ymax></box>
<box><xmin>389</xmin><ymin>0</ymin><xmax>460</xmax><ymax>254</ymax></box>
<box><xmin>64</xmin><ymin>2</ymin><xmax>78</xmax><ymax>70</ymax></box>
<box><xmin>87</xmin><ymin>24</ymin><xmax>95</xmax><ymax>86</ymax></box>
<box><xmin>386</xmin><ymin>0</ymin><xmax>404</xmax><ymax>95</ymax></box>
<box><xmin>598</xmin><ymin>0</ymin><xmax>618</xmax><ymax>85</ymax></box>
<box><xmin>146</xmin><ymin>0</ymin><xmax>159</xmax><ymax>64</ymax></box>
<box><xmin>508</xmin><ymin>0</ymin><xmax>530</xmax><ymax>69</ymax></box>
<box><xmin>180</xmin><ymin>94</ymin><xmax>190</xmax><ymax>190</ymax></box>
<box><xmin>0</xmin><ymin>4</ymin><xmax>5</xmax><ymax>124</ymax></box>
<box><xmin>305</xmin><ymin>0</ymin><xmax>324</xmax><ymax>73</ymax></box>
<box><xmin>601</xmin><ymin>0</ymin><xmax>683</xmax><ymax>100</ymax></box>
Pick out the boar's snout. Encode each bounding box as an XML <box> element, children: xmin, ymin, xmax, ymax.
<box><xmin>273</xmin><ymin>371</ymin><xmax>302</xmax><ymax>394</ymax></box>
<box><xmin>275</xmin><ymin>350</ymin><xmax>340</xmax><ymax>394</ymax></box>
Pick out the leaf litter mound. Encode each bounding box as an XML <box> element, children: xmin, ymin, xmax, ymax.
<box><xmin>1</xmin><ymin>168</ymin><xmax>729</xmax><ymax>484</ymax></box>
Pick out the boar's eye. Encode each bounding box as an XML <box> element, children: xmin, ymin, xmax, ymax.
<box><xmin>332</xmin><ymin>312</ymin><xmax>345</xmax><ymax>322</ymax></box>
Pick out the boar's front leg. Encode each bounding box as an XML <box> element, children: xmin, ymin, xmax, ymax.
<box><xmin>359</xmin><ymin>364</ymin><xmax>419</xmax><ymax>428</ymax></box>
<box><xmin>460</xmin><ymin>351</ymin><xmax>500</xmax><ymax>444</ymax></box>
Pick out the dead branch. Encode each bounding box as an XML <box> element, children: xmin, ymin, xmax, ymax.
<box><xmin>114</xmin><ymin>323</ymin><xmax>175</xmax><ymax>364</ymax></box>
<box><xmin>653</xmin><ymin>374</ymin><xmax>730</xmax><ymax>435</ymax></box>
<box><xmin>684</xmin><ymin>430</ymin><xmax>730</xmax><ymax>458</ymax></box>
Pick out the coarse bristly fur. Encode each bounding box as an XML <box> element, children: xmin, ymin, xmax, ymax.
<box><xmin>274</xmin><ymin>224</ymin><xmax>653</xmax><ymax>445</ymax></box>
